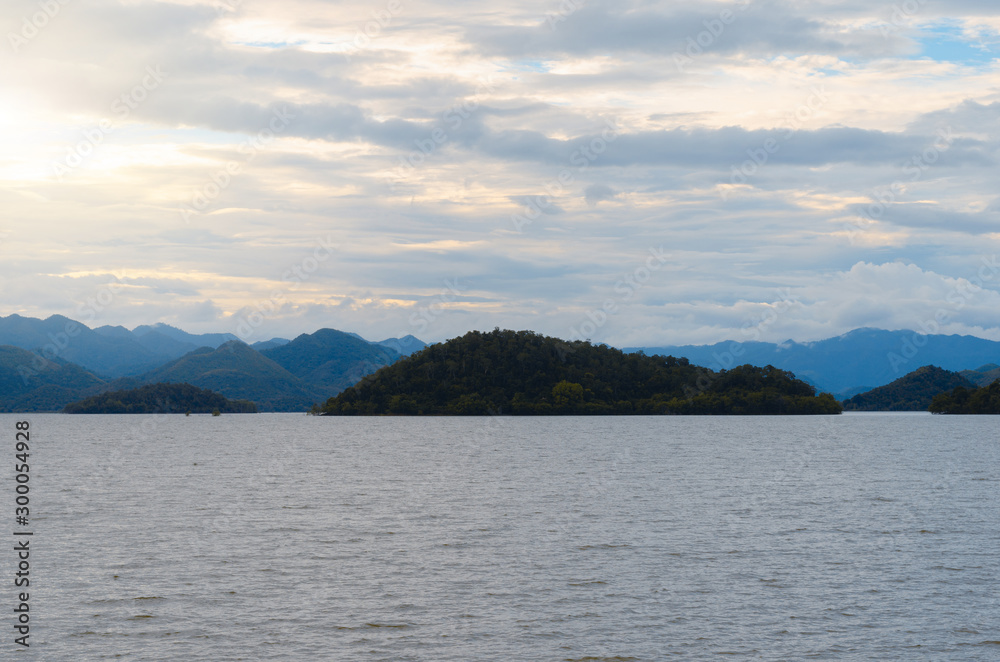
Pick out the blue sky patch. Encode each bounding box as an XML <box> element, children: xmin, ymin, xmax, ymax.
<box><xmin>919</xmin><ymin>25</ymin><xmax>997</xmax><ymax>64</ymax></box>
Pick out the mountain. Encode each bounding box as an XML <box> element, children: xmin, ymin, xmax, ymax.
<box><xmin>95</xmin><ymin>325</ymin><xmax>202</xmax><ymax>358</ymax></box>
<box><xmin>321</xmin><ymin>329</ymin><xmax>842</xmax><ymax>415</ymax></box>
<box><xmin>843</xmin><ymin>366</ymin><xmax>976</xmax><ymax>411</ymax></box>
<box><xmin>260</xmin><ymin>328</ymin><xmax>402</xmax><ymax>395</ymax></box>
<box><xmin>252</xmin><ymin>338</ymin><xmax>290</xmax><ymax>351</ymax></box>
<box><xmin>630</xmin><ymin>328</ymin><xmax>1000</xmax><ymax>395</ymax></box>
<box><xmin>0</xmin><ymin>345</ymin><xmax>106</xmax><ymax>412</ymax></box>
<box><xmin>92</xmin><ymin>325</ymin><xmax>133</xmax><ymax>339</ymax></box>
<box><xmin>960</xmin><ymin>363</ymin><xmax>1000</xmax><ymax>387</ymax></box>
<box><xmin>135</xmin><ymin>341</ymin><xmax>323</xmax><ymax>411</ymax></box>
<box><xmin>377</xmin><ymin>335</ymin><xmax>427</xmax><ymax>357</ymax></box>
<box><xmin>132</xmin><ymin>323</ymin><xmax>238</xmax><ymax>349</ymax></box>
<box><xmin>65</xmin><ymin>383</ymin><xmax>257</xmax><ymax>414</ymax></box>
<box><xmin>0</xmin><ymin>314</ymin><xmax>164</xmax><ymax>378</ymax></box>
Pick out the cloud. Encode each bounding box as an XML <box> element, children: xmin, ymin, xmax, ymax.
<box><xmin>5</xmin><ymin>0</ymin><xmax>1000</xmax><ymax>348</ymax></box>
<box><xmin>584</xmin><ymin>183</ymin><xmax>621</xmax><ymax>205</ymax></box>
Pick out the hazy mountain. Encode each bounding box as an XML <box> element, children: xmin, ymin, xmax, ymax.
<box><xmin>960</xmin><ymin>363</ymin><xmax>1000</xmax><ymax>387</ymax></box>
<box><xmin>0</xmin><ymin>314</ymin><xmax>164</xmax><ymax>378</ymax></box>
<box><xmin>630</xmin><ymin>328</ymin><xmax>1000</xmax><ymax>395</ymax></box>
<box><xmin>0</xmin><ymin>345</ymin><xmax>106</xmax><ymax>412</ymax></box>
<box><xmin>843</xmin><ymin>366</ymin><xmax>976</xmax><ymax>411</ymax></box>
<box><xmin>260</xmin><ymin>328</ymin><xmax>402</xmax><ymax>395</ymax></box>
<box><xmin>134</xmin><ymin>341</ymin><xmax>323</xmax><ymax>411</ymax></box>
<box><xmin>96</xmin><ymin>325</ymin><xmax>201</xmax><ymax>359</ymax></box>
<box><xmin>92</xmin><ymin>325</ymin><xmax>133</xmax><ymax>339</ymax></box>
<box><xmin>377</xmin><ymin>335</ymin><xmax>427</xmax><ymax>357</ymax></box>
<box><xmin>132</xmin><ymin>323</ymin><xmax>238</xmax><ymax>349</ymax></box>
<box><xmin>251</xmin><ymin>338</ymin><xmax>290</xmax><ymax>351</ymax></box>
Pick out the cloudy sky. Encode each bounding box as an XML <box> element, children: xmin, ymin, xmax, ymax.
<box><xmin>3</xmin><ymin>0</ymin><xmax>1000</xmax><ymax>346</ymax></box>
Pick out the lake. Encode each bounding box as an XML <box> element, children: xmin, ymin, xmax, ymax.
<box><xmin>5</xmin><ymin>413</ymin><xmax>1000</xmax><ymax>660</ymax></box>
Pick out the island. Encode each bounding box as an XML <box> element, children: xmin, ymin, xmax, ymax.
<box><xmin>64</xmin><ymin>383</ymin><xmax>258</xmax><ymax>414</ymax></box>
<box><xmin>929</xmin><ymin>381</ymin><xmax>1000</xmax><ymax>414</ymax></box>
<box><xmin>319</xmin><ymin>329</ymin><xmax>843</xmax><ymax>415</ymax></box>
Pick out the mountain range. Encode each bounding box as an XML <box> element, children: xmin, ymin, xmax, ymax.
<box><xmin>629</xmin><ymin>328</ymin><xmax>1000</xmax><ymax>397</ymax></box>
<box><xmin>0</xmin><ymin>315</ymin><xmax>427</xmax><ymax>411</ymax></box>
<box><xmin>4</xmin><ymin>315</ymin><xmax>1000</xmax><ymax>413</ymax></box>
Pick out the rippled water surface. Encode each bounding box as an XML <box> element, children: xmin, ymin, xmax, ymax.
<box><xmin>6</xmin><ymin>413</ymin><xmax>1000</xmax><ymax>660</ymax></box>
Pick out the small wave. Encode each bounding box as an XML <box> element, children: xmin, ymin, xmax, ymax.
<box><xmin>363</xmin><ymin>623</ymin><xmax>411</xmax><ymax>629</ymax></box>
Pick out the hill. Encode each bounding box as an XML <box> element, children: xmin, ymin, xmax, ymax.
<box><xmin>0</xmin><ymin>345</ymin><xmax>106</xmax><ymax>412</ymax></box>
<box><xmin>321</xmin><ymin>329</ymin><xmax>842</xmax><ymax>416</ymax></box>
<box><xmin>960</xmin><ymin>363</ymin><xmax>1000</xmax><ymax>387</ymax></box>
<box><xmin>630</xmin><ymin>328</ymin><xmax>1000</xmax><ymax>395</ymax></box>
<box><xmin>136</xmin><ymin>341</ymin><xmax>323</xmax><ymax>411</ymax></box>
<box><xmin>261</xmin><ymin>328</ymin><xmax>401</xmax><ymax>394</ymax></box>
<box><xmin>64</xmin><ymin>383</ymin><xmax>257</xmax><ymax>414</ymax></box>
<box><xmin>842</xmin><ymin>366</ymin><xmax>976</xmax><ymax>411</ymax></box>
<box><xmin>930</xmin><ymin>381</ymin><xmax>1000</xmax><ymax>414</ymax></box>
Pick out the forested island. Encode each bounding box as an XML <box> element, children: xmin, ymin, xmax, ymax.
<box><xmin>843</xmin><ymin>366</ymin><xmax>975</xmax><ymax>411</ymax></box>
<box><xmin>64</xmin><ymin>383</ymin><xmax>257</xmax><ymax>414</ymax></box>
<box><xmin>929</xmin><ymin>381</ymin><xmax>1000</xmax><ymax>414</ymax></box>
<box><xmin>320</xmin><ymin>329</ymin><xmax>843</xmax><ymax>416</ymax></box>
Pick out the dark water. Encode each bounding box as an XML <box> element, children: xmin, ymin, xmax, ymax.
<box><xmin>4</xmin><ymin>413</ymin><xmax>1000</xmax><ymax>660</ymax></box>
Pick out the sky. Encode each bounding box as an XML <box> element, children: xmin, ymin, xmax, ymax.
<box><xmin>3</xmin><ymin>0</ymin><xmax>1000</xmax><ymax>347</ymax></box>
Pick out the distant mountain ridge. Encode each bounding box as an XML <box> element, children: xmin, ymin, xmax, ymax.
<box><xmin>629</xmin><ymin>328</ymin><xmax>1000</xmax><ymax>395</ymax></box>
<box><xmin>0</xmin><ymin>314</ymin><xmax>428</xmax><ymax>411</ymax></box>
<box><xmin>0</xmin><ymin>314</ymin><xmax>166</xmax><ymax>378</ymax></box>
<box><xmin>376</xmin><ymin>335</ymin><xmax>427</xmax><ymax>356</ymax></box>
<box><xmin>132</xmin><ymin>323</ymin><xmax>238</xmax><ymax>349</ymax></box>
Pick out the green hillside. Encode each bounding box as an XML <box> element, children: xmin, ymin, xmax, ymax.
<box><xmin>0</xmin><ymin>345</ymin><xmax>106</xmax><ymax>412</ymax></box>
<box><xmin>65</xmin><ymin>382</ymin><xmax>257</xmax><ymax>414</ymax></box>
<box><xmin>321</xmin><ymin>329</ymin><xmax>843</xmax><ymax>415</ymax></box>
<box><xmin>261</xmin><ymin>328</ymin><xmax>401</xmax><ymax>394</ymax></box>
<box><xmin>960</xmin><ymin>363</ymin><xmax>1000</xmax><ymax>387</ymax></box>
<box><xmin>843</xmin><ymin>365</ymin><xmax>976</xmax><ymax>411</ymax></box>
<box><xmin>137</xmin><ymin>340</ymin><xmax>322</xmax><ymax>411</ymax></box>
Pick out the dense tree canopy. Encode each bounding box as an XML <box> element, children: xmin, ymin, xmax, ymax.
<box><xmin>929</xmin><ymin>381</ymin><xmax>1000</xmax><ymax>414</ymax></box>
<box><xmin>321</xmin><ymin>329</ymin><xmax>843</xmax><ymax>416</ymax></box>
<box><xmin>64</xmin><ymin>383</ymin><xmax>257</xmax><ymax>414</ymax></box>
<box><xmin>843</xmin><ymin>365</ymin><xmax>976</xmax><ymax>411</ymax></box>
